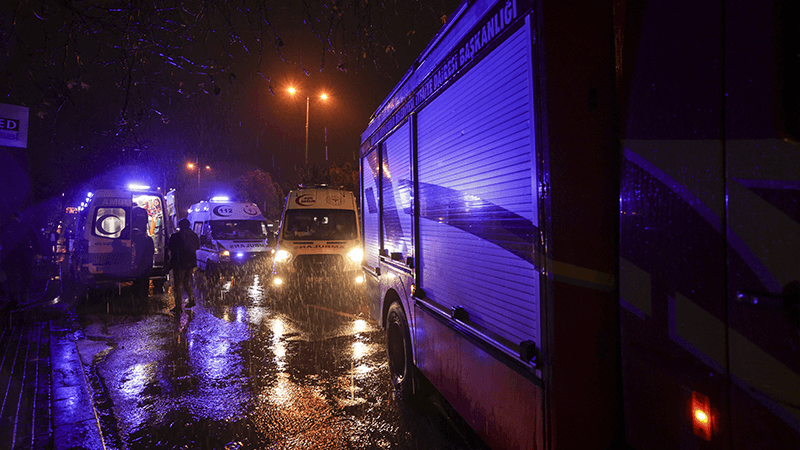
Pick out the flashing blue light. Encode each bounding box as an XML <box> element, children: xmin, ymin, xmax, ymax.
<box><xmin>211</xmin><ymin>196</ymin><xmax>230</xmax><ymax>202</ymax></box>
<box><xmin>128</xmin><ymin>183</ymin><xmax>151</xmax><ymax>191</ymax></box>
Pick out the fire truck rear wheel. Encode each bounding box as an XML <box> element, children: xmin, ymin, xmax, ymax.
<box><xmin>386</xmin><ymin>301</ymin><xmax>414</xmax><ymax>398</ymax></box>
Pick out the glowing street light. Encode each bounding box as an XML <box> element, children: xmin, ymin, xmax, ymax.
<box><xmin>288</xmin><ymin>87</ymin><xmax>329</xmax><ymax>165</ymax></box>
<box><xmin>187</xmin><ymin>157</ymin><xmax>211</xmax><ymax>187</ymax></box>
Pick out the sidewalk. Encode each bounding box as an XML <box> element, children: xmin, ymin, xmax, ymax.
<box><xmin>0</xmin><ymin>262</ymin><xmax>106</xmax><ymax>449</ymax></box>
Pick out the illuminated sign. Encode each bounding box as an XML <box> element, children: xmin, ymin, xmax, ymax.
<box><xmin>0</xmin><ymin>117</ymin><xmax>19</xmax><ymax>131</ymax></box>
<box><xmin>0</xmin><ymin>103</ymin><xmax>28</xmax><ymax>148</ymax></box>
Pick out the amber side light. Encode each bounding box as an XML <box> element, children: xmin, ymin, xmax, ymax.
<box><xmin>691</xmin><ymin>391</ymin><xmax>713</xmax><ymax>441</ymax></box>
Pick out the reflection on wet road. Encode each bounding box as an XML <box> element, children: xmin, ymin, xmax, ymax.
<box><xmin>77</xmin><ymin>273</ymin><xmax>487</xmax><ymax>449</ymax></box>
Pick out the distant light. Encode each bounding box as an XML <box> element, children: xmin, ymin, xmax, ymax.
<box><xmin>187</xmin><ymin>162</ymin><xmax>195</xmax><ymax>169</ymax></box>
<box><xmin>211</xmin><ymin>196</ymin><xmax>230</xmax><ymax>202</ymax></box>
<box><xmin>352</xmin><ymin>341</ymin><xmax>367</xmax><ymax>359</ymax></box>
<box><xmin>274</xmin><ymin>250</ymin><xmax>292</xmax><ymax>263</ymax></box>
<box><xmin>128</xmin><ymin>183</ymin><xmax>151</xmax><ymax>191</ymax></box>
<box><xmin>205</xmin><ymin>165</ymin><xmax>211</xmax><ymax>170</ymax></box>
<box><xmin>347</xmin><ymin>247</ymin><xmax>363</xmax><ymax>263</ymax></box>
<box><xmin>273</xmin><ymin>277</ymin><xmax>283</xmax><ymax>286</ymax></box>
<box><xmin>353</xmin><ymin>319</ymin><xmax>367</xmax><ymax>332</ymax></box>
<box><xmin>320</xmin><ymin>93</ymin><xmax>328</xmax><ymax>100</ymax></box>
<box><xmin>288</xmin><ymin>87</ymin><xmax>296</xmax><ymax>95</ymax></box>
<box><xmin>87</xmin><ymin>192</ymin><xmax>94</xmax><ymax>198</ymax></box>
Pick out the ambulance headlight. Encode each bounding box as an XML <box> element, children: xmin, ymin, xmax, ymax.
<box><xmin>220</xmin><ymin>250</ymin><xmax>230</xmax><ymax>262</ymax></box>
<box><xmin>347</xmin><ymin>247</ymin><xmax>363</xmax><ymax>263</ymax></box>
<box><xmin>274</xmin><ymin>249</ymin><xmax>292</xmax><ymax>263</ymax></box>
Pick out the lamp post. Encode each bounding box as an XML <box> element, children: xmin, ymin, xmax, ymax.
<box><xmin>186</xmin><ymin>157</ymin><xmax>211</xmax><ymax>187</ymax></box>
<box><xmin>288</xmin><ymin>87</ymin><xmax>328</xmax><ymax>166</ymax></box>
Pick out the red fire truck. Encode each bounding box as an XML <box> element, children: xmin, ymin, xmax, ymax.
<box><xmin>359</xmin><ymin>0</ymin><xmax>800</xmax><ymax>448</ymax></box>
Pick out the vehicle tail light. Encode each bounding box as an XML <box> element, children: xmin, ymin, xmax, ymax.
<box><xmin>691</xmin><ymin>391</ymin><xmax>712</xmax><ymax>441</ymax></box>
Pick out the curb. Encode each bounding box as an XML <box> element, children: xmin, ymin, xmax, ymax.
<box><xmin>50</xmin><ymin>322</ymin><xmax>107</xmax><ymax>450</ymax></box>
<box><xmin>50</xmin><ymin>318</ymin><xmax>106</xmax><ymax>450</ymax></box>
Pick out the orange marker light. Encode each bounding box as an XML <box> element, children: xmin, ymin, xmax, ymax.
<box><xmin>691</xmin><ymin>391</ymin><xmax>712</xmax><ymax>441</ymax></box>
<box><xmin>694</xmin><ymin>409</ymin><xmax>708</xmax><ymax>424</ymax></box>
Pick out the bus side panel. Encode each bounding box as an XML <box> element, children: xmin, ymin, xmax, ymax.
<box><xmin>618</xmin><ymin>0</ymin><xmax>800</xmax><ymax>448</ymax></box>
<box><xmin>725</xmin><ymin>0</ymin><xmax>800</xmax><ymax>447</ymax></box>
<box><xmin>617</xmin><ymin>0</ymin><xmax>729</xmax><ymax>445</ymax></box>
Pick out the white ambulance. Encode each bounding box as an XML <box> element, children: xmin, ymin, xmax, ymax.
<box><xmin>187</xmin><ymin>197</ymin><xmax>272</xmax><ymax>277</ymax></box>
<box><xmin>270</xmin><ymin>185</ymin><xmax>364</xmax><ymax>296</ymax></box>
<box><xmin>75</xmin><ymin>185</ymin><xmax>171</xmax><ymax>289</ymax></box>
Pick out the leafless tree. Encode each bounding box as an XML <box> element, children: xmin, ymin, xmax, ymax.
<box><xmin>2</xmin><ymin>0</ymin><xmax>454</xmax><ymax>134</ymax></box>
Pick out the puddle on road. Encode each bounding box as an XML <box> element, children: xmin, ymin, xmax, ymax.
<box><xmin>73</xmin><ymin>272</ymin><xmax>486</xmax><ymax>449</ymax></box>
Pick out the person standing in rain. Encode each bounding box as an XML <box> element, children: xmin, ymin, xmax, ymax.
<box><xmin>1</xmin><ymin>211</ymin><xmax>41</xmax><ymax>309</ymax></box>
<box><xmin>131</xmin><ymin>207</ymin><xmax>155</xmax><ymax>300</ymax></box>
<box><xmin>168</xmin><ymin>218</ymin><xmax>199</xmax><ymax>313</ymax></box>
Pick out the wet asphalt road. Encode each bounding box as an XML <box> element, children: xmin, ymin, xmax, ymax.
<box><xmin>71</xmin><ymin>271</ymin><xmax>490</xmax><ymax>450</ymax></box>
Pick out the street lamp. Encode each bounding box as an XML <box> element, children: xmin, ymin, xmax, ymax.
<box><xmin>288</xmin><ymin>87</ymin><xmax>328</xmax><ymax>166</ymax></box>
<box><xmin>186</xmin><ymin>157</ymin><xmax>211</xmax><ymax>187</ymax></box>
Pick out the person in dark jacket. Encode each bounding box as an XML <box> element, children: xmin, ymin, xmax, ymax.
<box><xmin>1</xmin><ymin>211</ymin><xmax>41</xmax><ymax>309</ymax></box>
<box><xmin>168</xmin><ymin>218</ymin><xmax>199</xmax><ymax>313</ymax></box>
<box><xmin>131</xmin><ymin>207</ymin><xmax>155</xmax><ymax>299</ymax></box>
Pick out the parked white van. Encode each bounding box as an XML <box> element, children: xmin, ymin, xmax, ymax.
<box><xmin>187</xmin><ymin>196</ymin><xmax>272</xmax><ymax>277</ymax></box>
<box><xmin>270</xmin><ymin>185</ymin><xmax>364</xmax><ymax>298</ymax></box>
<box><xmin>75</xmin><ymin>185</ymin><xmax>171</xmax><ymax>290</ymax></box>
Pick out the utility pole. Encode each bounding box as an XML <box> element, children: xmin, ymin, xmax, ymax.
<box><xmin>305</xmin><ymin>96</ymin><xmax>309</xmax><ymax>166</ymax></box>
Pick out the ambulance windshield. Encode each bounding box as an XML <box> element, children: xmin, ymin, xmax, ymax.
<box><xmin>210</xmin><ymin>220</ymin><xmax>269</xmax><ymax>240</ymax></box>
<box><xmin>283</xmin><ymin>209</ymin><xmax>357</xmax><ymax>240</ymax></box>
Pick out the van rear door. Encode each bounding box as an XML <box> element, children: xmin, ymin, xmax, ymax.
<box><xmin>85</xmin><ymin>194</ymin><xmax>132</xmax><ymax>278</ymax></box>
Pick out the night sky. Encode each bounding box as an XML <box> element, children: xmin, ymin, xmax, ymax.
<box><xmin>0</xmin><ymin>0</ymin><xmax>462</xmax><ymax>223</ymax></box>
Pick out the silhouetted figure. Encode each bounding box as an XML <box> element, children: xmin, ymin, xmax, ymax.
<box><xmin>131</xmin><ymin>207</ymin><xmax>155</xmax><ymax>300</ymax></box>
<box><xmin>1</xmin><ymin>211</ymin><xmax>41</xmax><ymax>308</ymax></box>
<box><xmin>168</xmin><ymin>218</ymin><xmax>199</xmax><ymax>313</ymax></box>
